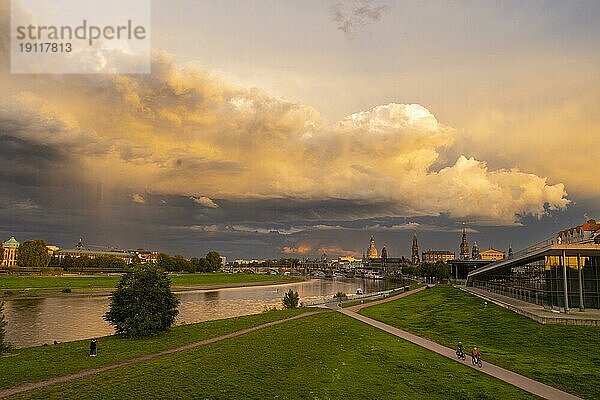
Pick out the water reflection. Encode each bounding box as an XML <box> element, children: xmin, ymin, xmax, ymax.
<box><xmin>4</xmin><ymin>278</ymin><xmax>396</xmax><ymax>348</ymax></box>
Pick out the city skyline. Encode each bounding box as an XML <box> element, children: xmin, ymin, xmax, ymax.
<box><xmin>1</xmin><ymin>1</ymin><xmax>599</xmax><ymax>259</ymax></box>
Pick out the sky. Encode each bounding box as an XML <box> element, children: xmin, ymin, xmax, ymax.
<box><xmin>1</xmin><ymin>0</ymin><xmax>599</xmax><ymax>259</ymax></box>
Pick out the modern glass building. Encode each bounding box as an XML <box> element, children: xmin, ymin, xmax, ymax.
<box><xmin>467</xmin><ymin>220</ymin><xmax>600</xmax><ymax>311</ymax></box>
<box><xmin>467</xmin><ymin>242</ymin><xmax>600</xmax><ymax>311</ymax></box>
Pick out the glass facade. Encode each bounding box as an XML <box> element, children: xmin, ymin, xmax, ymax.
<box><xmin>470</xmin><ymin>255</ymin><xmax>600</xmax><ymax>309</ymax></box>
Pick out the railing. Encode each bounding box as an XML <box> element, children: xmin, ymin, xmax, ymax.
<box><xmin>302</xmin><ymin>286</ymin><xmax>409</xmax><ymax>307</ymax></box>
<box><xmin>509</xmin><ymin>237</ymin><xmax>556</xmax><ymax>259</ymax></box>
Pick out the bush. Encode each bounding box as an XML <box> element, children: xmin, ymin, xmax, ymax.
<box><xmin>334</xmin><ymin>292</ymin><xmax>347</xmax><ymax>302</ymax></box>
<box><xmin>104</xmin><ymin>265</ymin><xmax>180</xmax><ymax>337</ymax></box>
<box><xmin>282</xmin><ymin>289</ymin><xmax>299</xmax><ymax>309</ymax></box>
<box><xmin>61</xmin><ymin>288</ymin><xmax>72</xmax><ymax>293</ymax></box>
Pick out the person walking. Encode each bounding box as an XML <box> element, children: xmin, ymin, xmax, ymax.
<box><xmin>89</xmin><ymin>338</ymin><xmax>97</xmax><ymax>357</ymax></box>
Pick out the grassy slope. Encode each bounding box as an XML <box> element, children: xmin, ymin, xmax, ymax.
<box><xmin>361</xmin><ymin>285</ymin><xmax>600</xmax><ymax>399</ymax></box>
<box><xmin>341</xmin><ymin>283</ymin><xmax>423</xmax><ymax>308</ymax></box>
<box><xmin>0</xmin><ymin>308</ymin><xmax>313</xmax><ymax>389</ymax></box>
<box><xmin>0</xmin><ymin>273</ymin><xmax>300</xmax><ymax>292</ymax></box>
<box><xmin>15</xmin><ymin>312</ymin><xmax>537</xmax><ymax>400</ymax></box>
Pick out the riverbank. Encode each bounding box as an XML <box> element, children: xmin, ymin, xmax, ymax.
<box><xmin>1</xmin><ymin>310</ymin><xmax>536</xmax><ymax>399</ymax></box>
<box><xmin>0</xmin><ymin>273</ymin><xmax>303</xmax><ymax>299</ymax></box>
<box><xmin>360</xmin><ymin>285</ymin><xmax>599</xmax><ymax>399</ymax></box>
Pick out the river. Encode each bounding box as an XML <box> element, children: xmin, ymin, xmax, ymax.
<box><xmin>3</xmin><ymin>277</ymin><xmax>397</xmax><ymax>348</ymax></box>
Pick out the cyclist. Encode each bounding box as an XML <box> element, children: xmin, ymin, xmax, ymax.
<box><xmin>456</xmin><ymin>341</ymin><xmax>465</xmax><ymax>358</ymax></box>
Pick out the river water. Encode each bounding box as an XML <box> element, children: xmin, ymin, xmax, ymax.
<box><xmin>3</xmin><ymin>278</ymin><xmax>396</xmax><ymax>349</ymax></box>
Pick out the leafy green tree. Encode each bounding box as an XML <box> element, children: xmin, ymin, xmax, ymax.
<box><xmin>104</xmin><ymin>265</ymin><xmax>180</xmax><ymax>337</ymax></box>
<box><xmin>282</xmin><ymin>289</ymin><xmax>299</xmax><ymax>309</ymax></box>
<box><xmin>90</xmin><ymin>255</ymin><xmax>127</xmax><ymax>270</ymax></box>
<box><xmin>60</xmin><ymin>255</ymin><xmax>74</xmax><ymax>268</ymax></box>
<box><xmin>157</xmin><ymin>253</ymin><xmax>175</xmax><ymax>271</ymax></box>
<box><xmin>0</xmin><ymin>301</ymin><xmax>10</xmax><ymax>353</ymax></box>
<box><xmin>205</xmin><ymin>251</ymin><xmax>222</xmax><ymax>271</ymax></box>
<box><xmin>16</xmin><ymin>240</ymin><xmax>50</xmax><ymax>268</ymax></box>
<box><xmin>190</xmin><ymin>257</ymin><xmax>209</xmax><ymax>272</ymax></box>
<box><xmin>171</xmin><ymin>255</ymin><xmax>192</xmax><ymax>272</ymax></box>
<box><xmin>334</xmin><ymin>292</ymin><xmax>347</xmax><ymax>302</ymax></box>
<box><xmin>73</xmin><ymin>255</ymin><xmax>91</xmax><ymax>270</ymax></box>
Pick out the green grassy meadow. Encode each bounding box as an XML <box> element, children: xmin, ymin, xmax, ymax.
<box><xmin>14</xmin><ymin>312</ymin><xmax>537</xmax><ymax>400</ymax></box>
<box><xmin>0</xmin><ymin>308</ymin><xmax>314</xmax><ymax>390</ymax></box>
<box><xmin>360</xmin><ymin>285</ymin><xmax>600</xmax><ymax>399</ymax></box>
<box><xmin>0</xmin><ymin>273</ymin><xmax>300</xmax><ymax>296</ymax></box>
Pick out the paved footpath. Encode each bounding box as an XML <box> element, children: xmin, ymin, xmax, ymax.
<box><xmin>0</xmin><ymin>312</ymin><xmax>319</xmax><ymax>399</ymax></box>
<box><xmin>334</xmin><ymin>290</ymin><xmax>582</xmax><ymax>400</ymax></box>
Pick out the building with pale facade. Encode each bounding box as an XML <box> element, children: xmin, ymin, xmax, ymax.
<box><xmin>479</xmin><ymin>248</ymin><xmax>506</xmax><ymax>261</ymax></box>
<box><xmin>1</xmin><ymin>236</ymin><xmax>20</xmax><ymax>267</ymax></box>
<box><xmin>422</xmin><ymin>250</ymin><xmax>455</xmax><ymax>263</ymax></box>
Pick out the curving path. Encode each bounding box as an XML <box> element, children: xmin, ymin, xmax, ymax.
<box><xmin>334</xmin><ymin>289</ymin><xmax>583</xmax><ymax>400</ymax></box>
<box><xmin>0</xmin><ymin>312</ymin><xmax>319</xmax><ymax>399</ymax></box>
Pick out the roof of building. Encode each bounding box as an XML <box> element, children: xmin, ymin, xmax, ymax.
<box><xmin>423</xmin><ymin>250</ymin><xmax>455</xmax><ymax>255</ymax></box>
<box><xmin>480</xmin><ymin>248</ymin><xmax>505</xmax><ymax>254</ymax></box>
<box><xmin>2</xmin><ymin>236</ymin><xmax>20</xmax><ymax>248</ymax></box>
<box><xmin>558</xmin><ymin>219</ymin><xmax>600</xmax><ymax>236</ymax></box>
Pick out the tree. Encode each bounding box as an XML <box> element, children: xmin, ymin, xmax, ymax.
<box><xmin>60</xmin><ymin>255</ymin><xmax>74</xmax><ymax>269</ymax></box>
<box><xmin>190</xmin><ymin>257</ymin><xmax>208</xmax><ymax>272</ymax></box>
<box><xmin>104</xmin><ymin>265</ymin><xmax>180</xmax><ymax>337</ymax></box>
<box><xmin>90</xmin><ymin>255</ymin><xmax>127</xmax><ymax>270</ymax></box>
<box><xmin>334</xmin><ymin>292</ymin><xmax>347</xmax><ymax>302</ymax></box>
<box><xmin>157</xmin><ymin>253</ymin><xmax>175</xmax><ymax>271</ymax></box>
<box><xmin>0</xmin><ymin>301</ymin><xmax>10</xmax><ymax>353</ymax></box>
<box><xmin>16</xmin><ymin>240</ymin><xmax>50</xmax><ymax>268</ymax></box>
<box><xmin>282</xmin><ymin>289</ymin><xmax>299</xmax><ymax>309</ymax></box>
<box><xmin>205</xmin><ymin>251</ymin><xmax>222</xmax><ymax>271</ymax></box>
<box><xmin>172</xmin><ymin>255</ymin><xmax>192</xmax><ymax>272</ymax></box>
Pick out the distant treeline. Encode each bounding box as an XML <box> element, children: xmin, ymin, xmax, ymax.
<box><xmin>232</xmin><ymin>258</ymin><xmax>300</xmax><ymax>267</ymax></box>
<box><xmin>157</xmin><ymin>251</ymin><xmax>222</xmax><ymax>273</ymax></box>
<box><xmin>3</xmin><ymin>239</ymin><xmax>223</xmax><ymax>273</ymax></box>
<box><xmin>402</xmin><ymin>261</ymin><xmax>451</xmax><ymax>281</ymax></box>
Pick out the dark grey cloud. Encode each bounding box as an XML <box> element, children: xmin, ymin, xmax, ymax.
<box><xmin>331</xmin><ymin>0</ymin><xmax>388</xmax><ymax>37</ymax></box>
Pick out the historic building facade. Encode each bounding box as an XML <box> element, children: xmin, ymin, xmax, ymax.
<box><xmin>422</xmin><ymin>250</ymin><xmax>456</xmax><ymax>263</ymax></box>
<box><xmin>1</xmin><ymin>236</ymin><xmax>20</xmax><ymax>267</ymax></box>
<box><xmin>479</xmin><ymin>248</ymin><xmax>506</xmax><ymax>261</ymax></box>
<box><xmin>366</xmin><ymin>236</ymin><xmax>378</xmax><ymax>259</ymax></box>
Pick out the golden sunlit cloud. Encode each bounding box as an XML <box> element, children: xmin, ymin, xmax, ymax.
<box><xmin>0</xmin><ymin>49</ymin><xmax>569</xmax><ymax>224</ymax></box>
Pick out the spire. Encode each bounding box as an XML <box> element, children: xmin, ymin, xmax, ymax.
<box><xmin>460</xmin><ymin>223</ymin><xmax>470</xmax><ymax>260</ymax></box>
<box><xmin>472</xmin><ymin>241</ymin><xmax>480</xmax><ymax>260</ymax></box>
<box><xmin>411</xmin><ymin>232</ymin><xmax>420</xmax><ymax>265</ymax></box>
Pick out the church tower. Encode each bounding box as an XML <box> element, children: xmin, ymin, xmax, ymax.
<box><xmin>411</xmin><ymin>233</ymin><xmax>420</xmax><ymax>265</ymax></box>
<box><xmin>381</xmin><ymin>246</ymin><xmax>388</xmax><ymax>261</ymax></box>
<box><xmin>460</xmin><ymin>225</ymin><xmax>470</xmax><ymax>260</ymax></box>
<box><xmin>367</xmin><ymin>236</ymin><xmax>378</xmax><ymax>259</ymax></box>
<box><xmin>472</xmin><ymin>241</ymin><xmax>480</xmax><ymax>260</ymax></box>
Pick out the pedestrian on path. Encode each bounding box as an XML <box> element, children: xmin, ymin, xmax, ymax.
<box><xmin>89</xmin><ymin>339</ymin><xmax>97</xmax><ymax>357</ymax></box>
